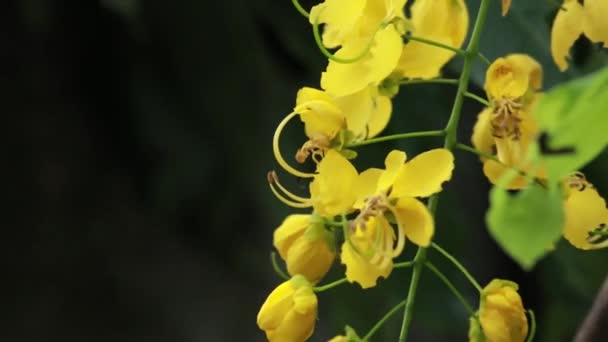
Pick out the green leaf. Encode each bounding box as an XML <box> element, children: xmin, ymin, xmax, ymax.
<box><xmin>487</xmin><ymin>176</ymin><xmax>564</xmax><ymax>270</ymax></box>
<box><xmin>532</xmin><ymin>66</ymin><xmax>608</xmax><ymax>181</ymax></box>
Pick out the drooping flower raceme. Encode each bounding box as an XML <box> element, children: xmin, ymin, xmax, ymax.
<box><xmin>273</xmin><ymin>214</ymin><xmax>337</xmax><ymax>283</ymax></box>
<box><xmin>473</xmin><ymin>279</ymin><xmax>529</xmax><ymax>342</ymax></box>
<box><xmin>551</xmin><ymin>0</ymin><xmax>608</xmax><ymax>71</ymax></box>
<box><xmin>396</xmin><ymin>0</ymin><xmax>469</xmax><ymax>79</ymax></box>
<box><xmin>257</xmin><ymin>275</ymin><xmax>318</xmax><ymax>342</ymax></box>
<box><xmin>472</xmin><ymin>54</ymin><xmax>544</xmax><ymax>189</ymax></box>
<box><xmin>562</xmin><ymin>172</ymin><xmax>608</xmax><ymax>250</ymax></box>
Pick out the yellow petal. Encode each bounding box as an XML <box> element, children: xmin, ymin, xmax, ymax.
<box><xmin>367</xmin><ymin>95</ymin><xmax>392</xmax><ymax>138</ymax></box>
<box><xmin>471</xmin><ymin>107</ymin><xmax>495</xmax><ymax>156</ymax></box>
<box><xmin>378</xmin><ymin>149</ymin><xmax>407</xmax><ymax>192</ymax></box>
<box><xmin>551</xmin><ymin>0</ymin><xmax>585</xmax><ymax>72</ymax></box>
<box><xmin>506</xmin><ymin>54</ymin><xmax>543</xmax><ymax>92</ymax></box>
<box><xmin>485</xmin><ymin>57</ymin><xmax>529</xmax><ymax>100</ymax></box>
<box><xmin>479</xmin><ymin>279</ymin><xmax>528</xmax><ymax>342</ymax></box>
<box><xmin>286</xmin><ymin>225</ymin><xmax>336</xmax><ymax>283</ymax></box>
<box><xmin>321</xmin><ymin>25</ymin><xmax>403</xmax><ymax>97</ymax></box>
<box><xmin>563</xmin><ymin>187</ymin><xmax>608</xmax><ymax>250</ymax></box>
<box><xmin>391</xmin><ymin>149</ymin><xmax>454</xmax><ymax>198</ymax></box>
<box><xmin>295</xmin><ymin>87</ymin><xmax>345</xmax><ymax>139</ymax></box>
<box><xmin>334</xmin><ymin>87</ymin><xmax>374</xmax><ymax>137</ymax></box>
<box><xmin>397</xmin><ymin>0</ymin><xmax>469</xmax><ymax>79</ymax></box>
<box><xmin>393</xmin><ymin>197</ymin><xmax>434</xmax><ymax>246</ymax></box>
<box><xmin>353</xmin><ymin>168</ymin><xmax>383</xmax><ymax>208</ymax></box>
<box><xmin>502</xmin><ymin>0</ymin><xmax>512</xmax><ymax>16</ymax></box>
<box><xmin>310</xmin><ymin>149</ymin><xmax>358</xmax><ymax>216</ymax></box>
<box><xmin>257</xmin><ymin>281</ymin><xmax>296</xmax><ymax>331</ymax></box>
<box><xmin>482</xmin><ymin>159</ymin><xmax>530</xmax><ymax>190</ymax></box>
<box><xmin>273</xmin><ymin>214</ymin><xmax>311</xmax><ymax>259</ymax></box>
<box><xmin>340</xmin><ymin>217</ymin><xmax>394</xmax><ymax>289</ymax></box>
<box><xmin>584</xmin><ymin>0</ymin><xmax>608</xmax><ymax>46</ymax></box>
<box><xmin>309</xmin><ymin>0</ymin><xmax>367</xmax><ymax>49</ymax></box>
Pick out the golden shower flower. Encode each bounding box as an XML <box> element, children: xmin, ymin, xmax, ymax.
<box><xmin>273</xmin><ymin>214</ymin><xmax>336</xmax><ymax>283</ymax></box>
<box><xmin>551</xmin><ymin>0</ymin><xmax>608</xmax><ymax>71</ymax></box>
<box><xmin>321</xmin><ymin>25</ymin><xmax>403</xmax><ymax>97</ymax></box>
<box><xmin>472</xmin><ymin>54</ymin><xmax>545</xmax><ymax>189</ymax></box>
<box><xmin>478</xmin><ymin>279</ymin><xmax>528</xmax><ymax>342</ymax></box>
<box><xmin>341</xmin><ymin>149</ymin><xmax>454</xmax><ymax>288</ymax></box>
<box><xmin>257</xmin><ymin>275</ymin><xmax>318</xmax><ymax>342</ymax></box>
<box><xmin>562</xmin><ymin>172</ymin><xmax>608</xmax><ymax>250</ymax></box>
<box><xmin>397</xmin><ymin>0</ymin><xmax>469</xmax><ymax>79</ymax></box>
<box><xmin>328</xmin><ymin>326</ymin><xmax>363</xmax><ymax>342</ymax></box>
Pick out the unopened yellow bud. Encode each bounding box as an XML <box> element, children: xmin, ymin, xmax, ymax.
<box><xmin>274</xmin><ymin>214</ymin><xmax>336</xmax><ymax>283</ymax></box>
<box><xmin>257</xmin><ymin>275</ymin><xmax>318</xmax><ymax>342</ymax></box>
<box><xmin>478</xmin><ymin>279</ymin><xmax>528</xmax><ymax>342</ymax></box>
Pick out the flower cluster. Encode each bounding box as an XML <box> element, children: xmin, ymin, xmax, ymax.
<box><xmin>472</xmin><ymin>54</ymin><xmax>608</xmax><ymax>250</ymax></box>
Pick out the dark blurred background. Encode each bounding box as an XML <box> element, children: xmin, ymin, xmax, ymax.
<box><xmin>3</xmin><ymin>0</ymin><xmax>607</xmax><ymax>341</ymax></box>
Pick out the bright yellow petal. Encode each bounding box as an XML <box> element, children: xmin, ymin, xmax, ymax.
<box><xmin>353</xmin><ymin>168</ymin><xmax>383</xmax><ymax>208</ymax></box>
<box><xmin>584</xmin><ymin>0</ymin><xmax>608</xmax><ymax>46</ymax></box>
<box><xmin>309</xmin><ymin>0</ymin><xmax>367</xmax><ymax>49</ymax></box>
<box><xmin>378</xmin><ymin>149</ymin><xmax>407</xmax><ymax>192</ymax></box>
<box><xmin>321</xmin><ymin>25</ymin><xmax>403</xmax><ymax>97</ymax></box>
<box><xmin>563</xmin><ymin>187</ymin><xmax>608</xmax><ymax>250</ymax></box>
<box><xmin>391</xmin><ymin>149</ymin><xmax>454</xmax><ymax>198</ymax></box>
<box><xmin>393</xmin><ymin>197</ymin><xmax>434</xmax><ymax>246</ymax></box>
<box><xmin>334</xmin><ymin>87</ymin><xmax>374</xmax><ymax>137</ymax></box>
<box><xmin>310</xmin><ymin>149</ymin><xmax>358</xmax><ymax>216</ymax></box>
<box><xmin>257</xmin><ymin>281</ymin><xmax>295</xmax><ymax>331</ymax></box>
<box><xmin>551</xmin><ymin>0</ymin><xmax>585</xmax><ymax>72</ymax></box>
<box><xmin>397</xmin><ymin>0</ymin><xmax>468</xmax><ymax>79</ymax></box>
<box><xmin>367</xmin><ymin>95</ymin><xmax>392</xmax><ymax>138</ymax></box>
<box><xmin>295</xmin><ymin>87</ymin><xmax>345</xmax><ymax>139</ymax></box>
<box><xmin>471</xmin><ymin>107</ymin><xmax>495</xmax><ymax>156</ymax></box>
<box><xmin>506</xmin><ymin>54</ymin><xmax>543</xmax><ymax>92</ymax></box>
<box><xmin>502</xmin><ymin>0</ymin><xmax>512</xmax><ymax>16</ymax></box>
<box><xmin>273</xmin><ymin>214</ymin><xmax>311</xmax><ymax>259</ymax></box>
<box><xmin>485</xmin><ymin>57</ymin><xmax>529</xmax><ymax>100</ymax></box>
<box><xmin>482</xmin><ymin>159</ymin><xmax>529</xmax><ymax>190</ymax></box>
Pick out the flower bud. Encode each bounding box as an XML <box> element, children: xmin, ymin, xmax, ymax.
<box><xmin>274</xmin><ymin>214</ymin><xmax>336</xmax><ymax>283</ymax></box>
<box><xmin>257</xmin><ymin>275</ymin><xmax>318</xmax><ymax>342</ymax></box>
<box><xmin>478</xmin><ymin>279</ymin><xmax>528</xmax><ymax>342</ymax></box>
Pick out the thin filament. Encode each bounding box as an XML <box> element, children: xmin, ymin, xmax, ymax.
<box><xmin>273</xmin><ymin>112</ymin><xmax>316</xmax><ymax>178</ymax></box>
<box><xmin>268</xmin><ymin>181</ymin><xmax>312</xmax><ymax>208</ymax></box>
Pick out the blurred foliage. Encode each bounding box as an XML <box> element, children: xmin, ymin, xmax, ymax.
<box><xmin>5</xmin><ymin>0</ymin><xmax>607</xmax><ymax>341</ymax></box>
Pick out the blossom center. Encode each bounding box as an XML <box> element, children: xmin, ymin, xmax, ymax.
<box><xmin>296</xmin><ymin>137</ymin><xmax>331</xmax><ymax>164</ymax></box>
<box><xmin>491</xmin><ymin>97</ymin><xmax>523</xmax><ymax>139</ymax></box>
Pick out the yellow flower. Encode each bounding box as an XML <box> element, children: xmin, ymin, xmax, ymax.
<box><xmin>328</xmin><ymin>326</ymin><xmax>362</xmax><ymax>342</ymax></box>
<box><xmin>397</xmin><ymin>0</ymin><xmax>469</xmax><ymax>79</ymax></box>
<box><xmin>562</xmin><ymin>172</ymin><xmax>608</xmax><ymax>250</ymax></box>
<box><xmin>257</xmin><ymin>275</ymin><xmax>318</xmax><ymax>342</ymax></box>
<box><xmin>551</xmin><ymin>0</ymin><xmax>608</xmax><ymax>71</ymax></box>
<box><xmin>472</xmin><ymin>54</ymin><xmax>545</xmax><ymax>189</ymax></box>
<box><xmin>478</xmin><ymin>279</ymin><xmax>528</xmax><ymax>342</ymax></box>
<box><xmin>341</xmin><ymin>149</ymin><xmax>454</xmax><ymax>288</ymax></box>
<box><xmin>310</xmin><ymin>0</ymin><xmax>407</xmax><ymax>49</ymax></box>
<box><xmin>321</xmin><ymin>25</ymin><xmax>403</xmax><ymax>97</ymax></box>
<box><xmin>273</xmin><ymin>214</ymin><xmax>336</xmax><ymax>283</ymax></box>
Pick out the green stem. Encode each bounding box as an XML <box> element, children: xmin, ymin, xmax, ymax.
<box><xmin>363</xmin><ymin>300</ymin><xmax>408</xmax><ymax>341</ymax></box>
<box><xmin>270</xmin><ymin>252</ymin><xmax>290</xmax><ymax>280</ymax></box>
<box><xmin>291</xmin><ymin>0</ymin><xmax>310</xmax><ymax>18</ymax></box>
<box><xmin>398</xmin><ymin>0</ymin><xmax>491</xmax><ymax>339</ymax></box>
<box><xmin>476</xmin><ymin>52</ymin><xmax>491</xmax><ymax>65</ymax></box>
<box><xmin>407</xmin><ymin>35</ymin><xmax>466</xmax><ymax>55</ymax></box>
<box><xmin>399</xmin><ymin>78</ymin><xmax>459</xmax><ymax>86</ymax></box>
<box><xmin>347</xmin><ymin>130</ymin><xmax>445</xmax><ymax>148</ymax></box>
<box><xmin>431</xmin><ymin>242</ymin><xmax>482</xmax><ymax>292</ymax></box>
<box><xmin>313</xmin><ymin>278</ymin><xmax>348</xmax><ymax>292</ymax></box>
<box><xmin>463</xmin><ymin>91</ymin><xmax>490</xmax><ymax>107</ymax></box>
<box><xmin>425</xmin><ymin>261</ymin><xmax>476</xmax><ymax>315</ymax></box>
<box><xmin>526</xmin><ymin>309</ymin><xmax>536</xmax><ymax>342</ymax></box>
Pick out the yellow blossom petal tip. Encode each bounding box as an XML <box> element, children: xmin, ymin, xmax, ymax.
<box><xmin>479</xmin><ymin>279</ymin><xmax>528</xmax><ymax>342</ymax></box>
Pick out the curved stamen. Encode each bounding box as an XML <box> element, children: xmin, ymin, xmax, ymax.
<box><xmin>273</xmin><ymin>112</ymin><xmax>316</xmax><ymax>178</ymax></box>
<box><xmin>267</xmin><ymin>172</ymin><xmax>312</xmax><ymax>209</ymax></box>
<box><xmin>392</xmin><ymin>209</ymin><xmax>406</xmax><ymax>257</ymax></box>
<box><xmin>268</xmin><ymin>171</ymin><xmax>310</xmax><ymax>202</ymax></box>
